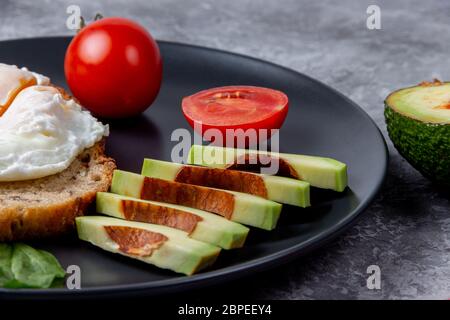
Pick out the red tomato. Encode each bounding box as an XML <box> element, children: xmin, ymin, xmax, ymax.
<box><xmin>64</xmin><ymin>17</ymin><xmax>162</xmax><ymax>118</ymax></box>
<box><xmin>182</xmin><ymin>86</ymin><xmax>289</xmax><ymax>145</ymax></box>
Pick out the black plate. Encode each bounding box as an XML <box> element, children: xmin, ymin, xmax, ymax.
<box><xmin>0</xmin><ymin>37</ymin><xmax>387</xmax><ymax>299</ymax></box>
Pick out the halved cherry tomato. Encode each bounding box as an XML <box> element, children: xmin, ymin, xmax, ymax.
<box><xmin>64</xmin><ymin>17</ymin><xmax>162</xmax><ymax>118</ymax></box>
<box><xmin>182</xmin><ymin>86</ymin><xmax>288</xmax><ymax>145</ymax></box>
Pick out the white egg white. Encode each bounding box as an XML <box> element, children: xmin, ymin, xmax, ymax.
<box><xmin>0</xmin><ymin>85</ymin><xmax>109</xmax><ymax>181</ymax></box>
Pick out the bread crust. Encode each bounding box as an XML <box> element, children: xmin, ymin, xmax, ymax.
<box><xmin>0</xmin><ymin>141</ymin><xmax>116</xmax><ymax>241</ymax></box>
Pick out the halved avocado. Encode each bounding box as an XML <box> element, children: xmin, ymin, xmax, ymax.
<box><xmin>76</xmin><ymin>216</ymin><xmax>221</xmax><ymax>275</ymax></box>
<box><xmin>187</xmin><ymin>145</ymin><xmax>348</xmax><ymax>192</ymax></box>
<box><xmin>385</xmin><ymin>80</ymin><xmax>450</xmax><ymax>185</ymax></box>
<box><xmin>96</xmin><ymin>192</ymin><xmax>249</xmax><ymax>249</ymax></box>
<box><xmin>141</xmin><ymin>158</ymin><xmax>310</xmax><ymax>207</ymax></box>
<box><xmin>111</xmin><ymin>170</ymin><xmax>282</xmax><ymax>230</ymax></box>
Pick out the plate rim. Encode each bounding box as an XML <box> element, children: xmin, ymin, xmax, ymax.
<box><xmin>0</xmin><ymin>36</ymin><xmax>388</xmax><ymax>299</ymax></box>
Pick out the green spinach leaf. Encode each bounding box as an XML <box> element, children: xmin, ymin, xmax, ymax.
<box><xmin>0</xmin><ymin>244</ymin><xmax>14</xmax><ymax>287</ymax></box>
<box><xmin>0</xmin><ymin>243</ymin><xmax>66</xmax><ymax>289</ymax></box>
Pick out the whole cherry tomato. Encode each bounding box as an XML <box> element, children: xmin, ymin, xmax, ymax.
<box><xmin>65</xmin><ymin>17</ymin><xmax>162</xmax><ymax>118</ymax></box>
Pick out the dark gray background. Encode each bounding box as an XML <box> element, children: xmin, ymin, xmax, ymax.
<box><xmin>1</xmin><ymin>0</ymin><xmax>448</xmax><ymax>299</ymax></box>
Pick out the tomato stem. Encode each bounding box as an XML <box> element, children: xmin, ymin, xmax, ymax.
<box><xmin>77</xmin><ymin>16</ymin><xmax>86</xmax><ymax>33</ymax></box>
<box><xmin>94</xmin><ymin>13</ymin><xmax>104</xmax><ymax>21</ymax></box>
<box><xmin>77</xmin><ymin>13</ymin><xmax>103</xmax><ymax>33</ymax></box>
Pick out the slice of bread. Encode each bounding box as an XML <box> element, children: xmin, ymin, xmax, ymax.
<box><xmin>0</xmin><ymin>139</ymin><xmax>116</xmax><ymax>241</ymax></box>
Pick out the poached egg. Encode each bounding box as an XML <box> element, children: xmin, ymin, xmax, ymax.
<box><xmin>0</xmin><ymin>65</ymin><xmax>108</xmax><ymax>182</ymax></box>
<box><xmin>0</xmin><ymin>63</ymin><xmax>50</xmax><ymax>116</ymax></box>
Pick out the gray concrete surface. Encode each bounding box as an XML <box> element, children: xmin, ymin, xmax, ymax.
<box><xmin>1</xmin><ymin>0</ymin><xmax>449</xmax><ymax>299</ymax></box>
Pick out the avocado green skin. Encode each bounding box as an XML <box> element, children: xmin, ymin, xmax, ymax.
<box><xmin>384</xmin><ymin>105</ymin><xmax>450</xmax><ymax>186</ymax></box>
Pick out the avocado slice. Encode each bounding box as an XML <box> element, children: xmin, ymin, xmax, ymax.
<box><xmin>96</xmin><ymin>192</ymin><xmax>249</xmax><ymax>249</ymax></box>
<box><xmin>111</xmin><ymin>170</ymin><xmax>282</xmax><ymax>230</ymax></box>
<box><xmin>187</xmin><ymin>145</ymin><xmax>348</xmax><ymax>192</ymax></box>
<box><xmin>385</xmin><ymin>80</ymin><xmax>450</xmax><ymax>186</ymax></box>
<box><xmin>76</xmin><ymin>216</ymin><xmax>220</xmax><ymax>275</ymax></box>
<box><xmin>141</xmin><ymin>158</ymin><xmax>310</xmax><ymax>207</ymax></box>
